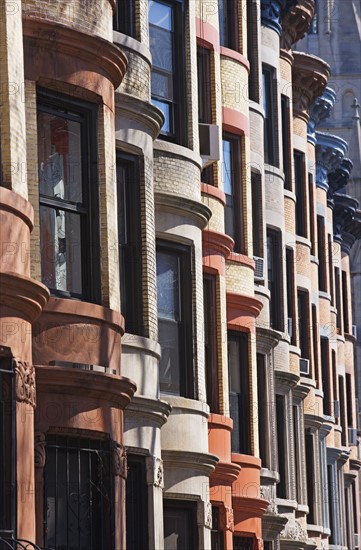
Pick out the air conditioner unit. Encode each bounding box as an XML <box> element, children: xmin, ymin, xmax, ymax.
<box><xmin>253</xmin><ymin>256</ymin><xmax>265</xmax><ymax>281</ymax></box>
<box><xmin>348</xmin><ymin>428</ymin><xmax>358</xmax><ymax>446</ymax></box>
<box><xmin>299</xmin><ymin>358</ymin><xmax>310</xmax><ymax>375</ymax></box>
<box><xmin>288</xmin><ymin>317</ymin><xmax>293</xmax><ymax>338</ymax></box>
<box><xmin>355</xmin><ymin>533</ymin><xmax>360</xmax><ymax>549</ymax></box>
<box><xmin>199</xmin><ymin>123</ymin><xmax>221</xmax><ymax>167</ymax></box>
<box><xmin>352</xmin><ymin>324</ymin><xmax>358</xmax><ymax>339</ymax></box>
<box><xmin>333</xmin><ymin>400</ymin><xmax>340</xmax><ymax>419</ymax></box>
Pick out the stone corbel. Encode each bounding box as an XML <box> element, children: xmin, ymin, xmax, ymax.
<box><xmin>146</xmin><ymin>456</ymin><xmax>164</xmax><ymax>489</ymax></box>
<box><xmin>197</xmin><ymin>500</ymin><xmax>213</xmax><ymax>529</ymax></box>
<box><xmin>15</xmin><ymin>359</ymin><xmax>36</xmax><ymax>408</ymax></box>
<box><xmin>220</xmin><ymin>505</ymin><xmax>234</xmax><ymax>532</ymax></box>
<box><xmin>111</xmin><ymin>441</ymin><xmax>127</xmax><ymax>479</ymax></box>
<box><xmin>34</xmin><ymin>432</ymin><xmax>46</xmax><ymax>468</ymax></box>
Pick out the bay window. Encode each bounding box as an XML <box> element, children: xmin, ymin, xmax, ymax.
<box><xmin>37</xmin><ymin>90</ymin><xmax>100</xmax><ymax>303</ymax></box>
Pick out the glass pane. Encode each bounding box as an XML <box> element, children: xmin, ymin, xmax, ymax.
<box><xmin>149</xmin><ymin>26</ymin><xmax>173</xmax><ymax>72</ymax></box>
<box><xmin>222</xmin><ymin>140</ymin><xmax>233</xmax><ymax>195</ymax></box>
<box><xmin>40</xmin><ymin>205</ymin><xmax>82</xmax><ymax>295</ymax></box>
<box><xmin>228</xmin><ymin>336</ymin><xmax>241</xmax><ymax>392</ymax></box>
<box><xmin>159</xmin><ymin>319</ymin><xmax>180</xmax><ymax>394</ymax></box>
<box><xmin>157</xmin><ymin>251</ymin><xmax>180</xmax><ymax>320</ymax></box>
<box><xmin>151</xmin><ymin>70</ymin><xmax>173</xmax><ymax>99</ymax></box>
<box><xmin>164</xmin><ymin>507</ymin><xmax>192</xmax><ymax>550</ymax></box>
<box><xmin>38</xmin><ymin>112</ymin><xmax>82</xmax><ymax>203</ymax></box>
<box><xmin>152</xmin><ymin>99</ymin><xmax>171</xmax><ymax>133</ymax></box>
<box><xmin>149</xmin><ymin>0</ymin><xmax>172</xmax><ymax>30</ymax></box>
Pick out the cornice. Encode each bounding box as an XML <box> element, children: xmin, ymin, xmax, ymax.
<box><xmin>350</xmin><ymin>458</ymin><xmax>361</xmax><ymax>471</ymax></box>
<box><xmin>256</xmin><ymin>326</ymin><xmax>282</xmax><ymax>354</ymax></box>
<box><xmin>154</xmin><ymin>192</ymin><xmax>212</xmax><ymax>229</ymax></box>
<box><xmin>115</xmin><ymin>92</ymin><xmax>164</xmax><ymax>140</ymax></box>
<box><xmin>23</xmin><ymin>18</ymin><xmax>127</xmax><ymax>89</ymax></box>
<box><xmin>275</xmin><ymin>369</ymin><xmax>300</xmax><ymax>388</ymax></box>
<box><xmin>327</xmin><ymin>158</ymin><xmax>353</xmax><ymax>206</ymax></box>
<box><xmin>0</xmin><ymin>271</ymin><xmax>49</xmax><ymax>323</ymax></box>
<box><xmin>308</xmin><ymin>87</ymin><xmax>336</xmax><ymax>143</ymax></box>
<box><xmin>261</xmin><ymin>0</ymin><xmax>297</xmax><ymax>35</ymax></box>
<box><xmin>233</xmin><ymin>496</ymin><xmax>269</xmax><ymax>517</ymax></box>
<box><xmin>262</xmin><ymin>514</ymin><xmax>288</xmax><ymax>539</ymax></box>
<box><xmin>162</xmin><ymin>449</ymin><xmax>218</xmax><ymax>474</ymax></box>
<box><xmin>327</xmin><ymin>446</ymin><xmax>342</xmax><ymax>463</ymax></box>
<box><xmin>211</xmin><ymin>460</ymin><xmax>242</xmax><ymax>484</ymax></box>
<box><xmin>202</xmin><ymin>229</ymin><xmax>234</xmax><ymax>259</ymax></box>
<box><xmin>315</xmin><ymin>132</ymin><xmax>348</xmax><ymax>191</ymax></box>
<box><xmin>226</xmin><ymin>292</ymin><xmax>264</xmax><ymax>318</ymax></box>
<box><xmin>340</xmin><ymin>208</ymin><xmax>361</xmax><ymax>254</ymax></box>
<box><xmin>281</xmin><ymin>0</ymin><xmax>315</xmax><ymax>50</ymax></box>
<box><xmin>125</xmin><ymin>395</ymin><xmax>172</xmax><ymax>426</ymax></box>
<box><xmin>0</xmin><ymin>187</ymin><xmax>34</xmax><ymax>230</ymax></box>
<box><xmin>333</xmin><ymin>193</ymin><xmax>359</xmax><ymax>247</ymax></box>
<box><xmin>292</xmin><ymin>52</ymin><xmax>330</xmax><ymax>122</ymax></box>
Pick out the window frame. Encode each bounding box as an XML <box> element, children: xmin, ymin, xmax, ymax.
<box><xmin>286</xmin><ymin>247</ymin><xmax>296</xmax><ymax>345</ymax></box>
<box><xmin>37</xmin><ymin>88</ymin><xmax>101</xmax><ymax>304</ymax></box>
<box><xmin>294</xmin><ymin>150</ymin><xmax>307</xmax><ymax>238</ymax></box>
<box><xmin>317</xmin><ymin>216</ymin><xmax>327</xmax><ymax>292</ymax></box>
<box><xmin>297</xmin><ymin>289</ymin><xmax>310</xmax><ymax>362</ymax></box>
<box><xmin>163</xmin><ymin>499</ymin><xmax>198</xmax><ymax>549</ymax></box>
<box><xmin>222</xmin><ymin>133</ymin><xmax>244</xmax><ymax>253</ymax></box>
<box><xmin>156</xmin><ymin>240</ymin><xmax>194</xmax><ymax>398</ymax></box>
<box><xmin>218</xmin><ymin>0</ymin><xmax>239</xmax><ymax>51</ymax></box>
<box><xmin>262</xmin><ymin>65</ymin><xmax>277</xmax><ymax>167</ymax></box>
<box><xmin>203</xmin><ymin>273</ymin><xmax>220</xmax><ymax>413</ymax></box>
<box><xmin>116</xmin><ymin>152</ymin><xmax>144</xmax><ymax>335</ymax></box>
<box><xmin>197</xmin><ymin>45</ymin><xmax>212</xmax><ymax>124</ymax></box>
<box><xmin>281</xmin><ymin>95</ymin><xmax>291</xmax><ymax>189</ymax></box>
<box><xmin>113</xmin><ymin>0</ymin><xmax>136</xmax><ymax>37</ymax></box>
<box><xmin>251</xmin><ymin>171</ymin><xmax>263</xmax><ymax>258</ymax></box>
<box><xmin>149</xmin><ymin>0</ymin><xmax>186</xmax><ymax>145</ymax></box>
<box><xmin>126</xmin><ymin>454</ymin><xmax>149</xmax><ymax>550</ymax></box>
<box><xmin>267</xmin><ymin>228</ymin><xmax>283</xmax><ymax>331</ymax></box>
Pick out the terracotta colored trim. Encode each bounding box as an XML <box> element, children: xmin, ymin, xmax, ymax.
<box><xmin>232</xmin><ymin>453</ymin><xmax>262</xmax><ymax>469</ymax></box>
<box><xmin>228</xmin><ymin>251</ymin><xmax>255</xmax><ymax>269</ymax></box>
<box><xmin>35</xmin><ymin>365</ymin><xmax>136</xmax><ymax>408</ymax></box>
<box><xmin>0</xmin><ymin>187</ymin><xmax>34</xmax><ymax>230</ymax></box>
<box><xmin>226</xmin><ymin>292</ymin><xmax>263</xmax><ymax>333</ymax></box>
<box><xmin>202</xmin><ymin>230</ymin><xmax>234</xmax><ymax>274</ymax></box>
<box><xmin>232</xmin><ymin>496</ymin><xmax>269</xmax><ymax>517</ymax></box>
<box><xmin>196</xmin><ymin>18</ymin><xmax>219</xmax><ymax>52</ymax></box>
<box><xmin>23</xmin><ymin>18</ymin><xmax>127</xmax><ymax>89</ymax></box>
<box><xmin>201</xmin><ymin>183</ymin><xmax>226</xmax><ymax>205</ymax></box>
<box><xmin>43</xmin><ymin>297</ymin><xmax>125</xmax><ymax>334</ymax></box>
<box><xmin>208</xmin><ymin>413</ymin><xmax>233</xmax><ymax>430</ymax></box>
<box><xmin>222</xmin><ymin>108</ymin><xmax>250</xmax><ymax>138</ymax></box>
<box><xmin>220</xmin><ymin>47</ymin><xmax>250</xmax><ymax>72</ymax></box>
<box><xmin>211</xmin><ymin>461</ymin><xmax>242</xmax><ymax>484</ymax></box>
<box><xmin>0</xmin><ymin>271</ymin><xmax>49</xmax><ymax>322</ymax></box>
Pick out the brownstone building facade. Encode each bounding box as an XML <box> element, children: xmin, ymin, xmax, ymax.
<box><xmin>0</xmin><ymin>1</ymin><xmax>360</xmax><ymax>549</ymax></box>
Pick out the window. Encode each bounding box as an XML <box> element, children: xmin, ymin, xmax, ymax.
<box><xmin>327</xmin><ymin>465</ymin><xmax>335</xmax><ymax>544</ymax></box>
<box><xmin>321</xmin><ymin>338</ymin><xmax>331</xmax><ymax>416</ymax></box>
<box><xmin>197</xmin><ymin>46</ymin><xmax>212</xmax><ymax>124</ymax></box>
<box><xmin>308</xmin><ymin>0</ymin><xmax>318</xmax><ymax>34</ymax></box>
<box><xmin>309</xmin><ymin>174</ymin><xmax>316</xmax><ymax>255</ymax></box>
<box><xmin>113</xmin><ymin>0</ymin><xmax>136</xmax><ymax>37</ymax></box>
<box><xmin>211</xmin><ymin>506</ymin><xmax>224</xmax><ymax>550</ymax></box>
<box><xmin>126</xmin><ymin>456</ymin><xmax>148</xmax><ymax>550</ymax></box>
<box><xmin>257</xmin><ymin>354</ymin><xmax>269</xmax><ymax>468</ymax></box>
<box><xmin>228</xmin><ymin>331</ymin><xmax>251</xmax><ymax>454</ymax></box>
<box><xmin>204</xmin><ymin>274</ymin><xmax>219</xmax><ymax>412</ymax></box>
<box><xmin>37</xmin><ymin>90</ymin><xmax>100</xmax><ymax>303</ymax></box>
<box><xmin>149</xmin><ymin>0</ymin><xmax>185</xmax><ymax>142</ymax></box>
<box><xmin>262</xmin><ymin>66</ymin><xmax>277</xmax><ymax>166</ymax></box>
<box><xmin>247</xmin><ymin>0</ymin><xmax>259</xmax><ymax>101</ymax></box>
<box><xmin>251</xmin><ymin>172</ymin><xmax>263</xmax><ymax>258</ymax></box>
<box><xmin>298</xmin><ymin>290</ymin><xmax>310</xmax><ymax>361</ymax></box>
<box><xmin>339</xmin><ymin>376</ymin><xmax>347</xmax><ymax>446</ymax></box>
<box><xmin>156</xmin><ymin>241</ymin><xmax>193</xmax><ymax>397</ymax></box>
<box><xmin>117</xmin><ymin>153</ymin><xmax>143</xmax><ymax>335</ymax></box>
<box><xmin>294</xmin><ymin>150</ymin><xmax>307</xmax><ymax>238</ymax></box>
<box><xmin>267</xmin><ymin>229</ymin><xmax>283</xmax><ymax>331</ymax></box>
<box><xmin>335</xmin><ymin>267</ymin><xmax>341</xmax><ymax>332</ymax></box>
<box><xmin>317</xmin><ymin>216</ymin><xmax>327</xmax><ymax>292</ymax></box>
<box><xmin>163</xmin><ymin>500</ymin><xmax>198</xmax><ymax>549</ymax></box>
<box><xmin>293</xmin><ymin>406</ymin><xmax>302</xmax><ymax>503</ymax></box>
<box><xmin>218</xmin><ymin>0</ymin><xmax>239</xmax><ymax>50</ymax></box>
<box><xmin>345</xmin><ymin>373</ymin><xmax>353</xmax><ymax>427</ymax></box>
<box><xmin>234</xmin><ymin>537</ymin><xmax>254</xmax><ymax>550</ymax></box>
<box><xmin>328</xmin><ymin>235</ymin><xmax>334</xmax><ymax>304</ymax></box>
<box><xmin>342</xmin><ymin>271</ymin><xmax>349</xmax><ymax>333</ymax></box>
<box><xmin>305</xmin><ymin>430</ymin><xmax>315</xmax><ymax>523</ymax></box>
<box><xmin>44</xmin><ymin>435</ymin><xmax>113</xmax><ymax>549</ymax></box>
<box><xmin>312</xmin><ymin>305</ymin><xmax>319</xmax><ymax>385</ymax></box>
<box><xmin>281</xmin><ymin>96</ymin><xmax>291</xmax><ymax>189</ymax></box>
<box><xmin>0</xmin><ymin>353</ymin><xmax>15</xmax><ymax>535</ymax></box>
<box><xmin>276</xmin><ymin>394</ymin><xmax>288</xmax><ymax>498</ymax></box>
<box><xmin>286</xmin><ymin>248</ymin><xmax>296</xmax><ymax>345</ymax></box>
<box><xmin>223</xmin><ymin>135</ymin><xmax>244</xmax><ymax>252</ymax></box>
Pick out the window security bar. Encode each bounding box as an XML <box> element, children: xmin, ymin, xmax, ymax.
<box><xmin>0</xmin><ymin>534</ymin><xmax>54</xmax><ymax>550</ymax></box>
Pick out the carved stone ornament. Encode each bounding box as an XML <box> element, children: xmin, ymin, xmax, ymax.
<box><xmin>146</xmin><ymin>456</ymin><xmax>164</xmax><ymax>488</ymax></box>
<box><xmin>15</xmin><ymin>360</ymin><xmax>36</xmax><ymax>407</ymax></box>
<box><xmin>197</xmin><ymin>500</ymin><xmax>213</xmax><ymax>529</ymax></box>
<box><xmin>260</xmin><ymin>485</ymin><xmax>277</xmax><ymax>515</ymax></box>
<box><xmin>224</xmin><ymin>506</ymin><xmax>234</xmax><ymax>532</ymax></box>
<box><xmin>34</xmin><ymin>432</ymin><xmax>46</xmax><ymax>468</ymax></box>
<box><xmin>256</xmin><ymin>537</ymin><xmax>264</xmax><ymax>550</ymax></box>
<box><xmin>111</xmin><ymin>441</ymin><xmax>127</xmax><ymax>479</ymax></box>
<box><xmin>280</xmin><ymin>518</ymin><xmax>308</xmax><ymax>542</ymax></box>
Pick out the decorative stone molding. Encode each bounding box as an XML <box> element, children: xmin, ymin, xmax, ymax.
<box><xmin>15</xmin><ymin>360</ymin><xmax>36</xmax><ymax>407</ymax></box>
<box><xmin>262</xmin><ymin>513</ymin><xmax>288</xmax><ymax>539</ymax></box>
<box><xmin>154</xmin><ymin>192</ymin><xmax>212</xmax><ymax>229</ymax></box>
<box><xmin>34</xmin><ymin>432</ymin><xmax>46</xmax><ymax>468</ymax></box>
<box><xmin>281</xmin><ymin>0</ymin><xmax>315</xmax><ymax>50</ymax></box>
<box><xmin>340</xmin><ymin>209</ymin><xmax>361</xmax><ymax>254</ymax></box>
<box><xmin>260</xmin><ymin>485</ymin><xmax>278</xmax><ymax>514</ymax></box>
<box><xmin>292</xmin><ymin>52</ymin><xmax>330</xmax><ymax>122</ymax></box>
<box><xmin>197</xmin><ymin>500</ymin><xmax>213</xmax><ymax>529</ymax></box>
<box><xmin>333</xmin><ymin>193</ymin><xmax>359</xmax><ymax>246</ymax></box>
<box><xmin>308</xmin><ymin>87</ymin><xmax>336</xmax><ymax>144</ymax></box>
<box><xmin>115</xmin><ymin>92</ymin><xmax>164</xmax><ymax>141</ymax></box>
<box><xmin>260</xmin><ymin>0</ymin><xmax>297</xmax><ymax>35</ymax></box>
<box><xmin>315</xmin><ymin>132</ymin><xmax>348</xmax><ymax>191</ymax></box>
<box><xmin>111</xmin><ymin>441</ymin><xmax>127</xmax><ymax>478</ymax></box>
<box><xmin>222</xmin><ymin>506</ymin><xmax>234</xmax><ymax>532</ymax></box>
<box><xmin>256</xmin><ymin>327</ymin><xmax>281</xmax><ymax>354</ymax></box>
<box><xmin>146</xmin><ymin>456</ymin><xmax>164</xmax><ymax>489</ymax></box>
<box><xmin>328</xmin><ymin>158</ymin><xmax>353</xmax><ymax>206</ymax></box>
<box><xmin>280</xmin><ymin>518</ymin><xmax>308</xmax><ymax>542</ymax></box>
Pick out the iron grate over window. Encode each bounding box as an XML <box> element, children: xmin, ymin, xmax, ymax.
<box><xmin>43</xmin><ymin>435</ymin><xmax>114</xmax><ymax>550</ymax></box>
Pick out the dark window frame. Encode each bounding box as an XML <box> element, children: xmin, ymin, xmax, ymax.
<box><xmin>113</xmin><ymin>0</ymin><xmax>136</xmax><ymax>37</ymax></box>
<box><xmin>262</xmin><ymin>65</ymin><xmax>277</xmax><ymax>167</ymax></box>
<box><xmin>156</xmin><ymin>240</ymin><xmax>194</xmax><ymax>398</ymax></box>
<box><xmin>321</xmin><ymin>337</ymin><xmax>331</xmax><ymax>416</ymax></box>
<box><xmin>126</xmin><ymin>454</ymin><xmax>148</xmax><ymax>550</ymax></box>
<box><xmin>297</xmin><ymin>289</ymin><xmax>310</xmax><ymax>361</ymax></box>
<box><xmin>335</xmin><ymin>267</ymin><xmax>341</xmax><ymax>332</ymax></box>
<box><xmin>163</xmin><ymin>499</ymin><xmax>198</xmax><ymax>549</ymax></box>
<box><xmin>251</xmin><ymin>171</ymin><xmax>263</xmax><ymax>258</ymax></box>
<box><xmin>149</xmin><ymin>0</ymin><xmax>187</xmax><ymax>145</ymax></box>
<box><xmin>197</xmin><ymin>45</ymin><xmax>212</xmax><ymax>124</ymax></box>
<box><xmin>317</xmin><ymin>216</ymin><xmax>327</xmax><ymax>292</ymax></box>
<box><xmin>286</xmin><ymin>248</ymin><xmax>296</xmax><ymax>345</ymax></box>
<box><xmin>294</xmin><ymin>150</ymin><xmax>307</xmax><ymax>238</ymax></box>
<box><xmin>276</xmin><ymin>394</ymin><xmax>288</xmax><ymax>498</ymax></box>
<box><xmin>116</xmin><ymin>152</ymin><xmax>143</xmax><ymax>335</ymax></box>
<box><xmin>281</xmin><ymin>95</ymin><xmax>291</xmax><ymax>189</ymax></box>
<box><xmin>305</xmin><ymin>430</ymin><xmax>315</xmax><ymax>523</ymax></box>
<box><xmin>203</xmin><ymin>273</ymin><xmax>220</xmax><ymax>413</ymax></box>
<box><xmin>37</xmin><ymin>88</ymin><xmax>101</xmax><ymax>304</ymax></box>
<box><xmin>247</xmin><ymin>0</ymin><xmax>259</xmax><ymax>102</ymax></box>
<box><xmin>257</xmin><ymin>353</ymin><xmax>270</xmax><ymax>468</ymax></box>
<box><xmin>211</xmin><ymin>506</ymin><xmax>224</xmax><ymax>550</ymax></box>
<box><xmin>218</xmin><ymin>0</ymin><xmax>239</xmax><ymax>51</ymax></box>
<box><xmin>222</xmin><ymin>133</ymin><xmax>244</xmax><ymax>253</ymax></box>
<box><xmin>341</xmin><ymin>270</ymin><xmax>349</xmax><ymax>333</ymax></box>
<box><xmin>267</xmin><ymin>228</ymin><xmax>283</xmax><ymax>331</ymax></box>
<box><xmin>309</xmin><ymin>174</ymin><xmax>316</xmax><ymax>255</ymax></box>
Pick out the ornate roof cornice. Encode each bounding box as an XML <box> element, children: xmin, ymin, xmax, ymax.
<box><xmin>333</xmin><ymin>193</ymin><xmax>359</xmax><ymax>248</ymax></box>
<box><xmin>261</xmin><ymin>0</ymin><xmax>297</xmax><ymax>35</ymax></box>
<box><xmin>340</xmin><ymin>208</ymin><xmax>361</xmax><ymax>254</ymax></box>
<box><xmin>328</xmin><ymin>158</ymin><xmax>353</xmax><ymax>201</ymax></box>
<box><xmin>281</xmin><ymin>0</ymin><xmax>315</xmax><ymax>50</ymax></box>
<box><xmin>315</xmin><ymin>132</ymin><xmax>348</xmax><ymax>191</ymax></box>
<box><xmin>308</xmin><ymin>87</ymin><xmax>336</xmax><ymax>144</ymax></box>
<box><xmin>292</xmin><ymin>52</ymin><xmax>330</xmax><ymax>122</ymax></box>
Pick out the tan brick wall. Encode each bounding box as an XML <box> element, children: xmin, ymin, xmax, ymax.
<box><xmin>23</xmin><ymin>0</ymin><xmax>113</xmax><ymax>41</ymax></box>
<box><xmin>118</xmin><ymin>50</ymin><xmax>151</xmax><ymax>101</ymax></box>
<box><xmin>292</xmin><ymin>116</ymin><xmax>307</xmax><ymax>139</ymax></box>
<box><xmin>201</xmin><ymin>194</ymin><xmax>225</xmax><ymax>233</ymax></box>
<box><xmin>225</xmin><ymin>261</ymin><xmax>254</xmax><ymax>296</ymax></box>
<box><xmin>220</xmin><ymin>57</ymin><xmax>249</xmax><ymax>115</ymax></box>
<box><xmin>153</xmin><ymin>151</ymin><xmax>201</xmax><ymax>201</ymax></box>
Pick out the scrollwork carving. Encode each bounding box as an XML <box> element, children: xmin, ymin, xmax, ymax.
<box><xmin>15</xmin><ymin>360</ymin><xmax>36</xmax><ymax>407</ymax></box>
<box><xmin>280</xmin><ymin>518</ymin><xmax>308</xmax><ymax>542</ymax></box>
<box><xmin>224</xmin><ymin>506</ymin><xmax>234</xmax><ymax>532</ymax></box>
<box><xmin>197</xmin><ymin>500</ymin><xmax>213</xmax><ymax>529</ymax></box>
<box><xmin>34</xmin><ymin>432</ymin><xmax>46</xmax><ymax>468</ymax></box>
<box><xmin>146</xmin><ymin>456</ymin><xmax>164</xmax><ymax>488</ymax></box>
<box><xmin>111</xmin><ymin>441</ymin><xmax>127</xmax><ymax>479</ymax></box>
